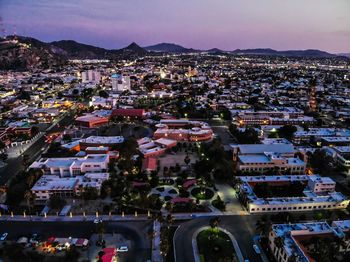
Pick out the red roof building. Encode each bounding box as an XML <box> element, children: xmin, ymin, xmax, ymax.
<box><xmin>112</xmin><ymin>108</ymin><xmax>145</xmax><ymax>118</ymax></box>
<box><xmin>142</xmin><ymin>157</ymin><xmax>157</xmax><ymax>172</ymax></box>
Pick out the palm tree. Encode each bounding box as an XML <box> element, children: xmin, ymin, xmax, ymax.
<box><xmin>209</xmin><ymin>217</ymin><xmax>220</xmax><ymax>234</ymax></box>
<box><xmin>97</xmin><ymin>222</ymin><xmax>105</xmax><ymax>243</ymax></box>
<box><xmin>256</xmin><ymin>216</ymin><xmax>272</xmax><ymax>238</ymax></box>
<box><xmin>24</xmin><ymin>190</ymin><xmax>35</xmax><ymax>214</ymax></box>
<box><xmin>165</xmin><ymin>214</ymin><xmax>174</xmax><ymax>227</ymax></box>
<box><xmin>287</xmin><ymin>253</ymin><xmax>298</xmax><ymax>262</ymax></box>
<box><xmin>274</xmin><ymin>236</ymin><xmax>284</xmax><ymax>251</ymax></box>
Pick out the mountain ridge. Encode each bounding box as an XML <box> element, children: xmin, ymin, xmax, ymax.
<box><xmin>0</xmin><ymin>35</ymin><xmax>348</xmax><ymax>70</ymax></box>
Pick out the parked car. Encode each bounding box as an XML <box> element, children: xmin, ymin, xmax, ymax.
<box><xmin>117</xmin><ymin>246</ymin><xmax>128</xmax><ymax>252</ymax></box>
<box><xmin>0</xmin><ymin>233</ymin><xmax>8</xmax><ymax>241</ymax></box>
<box><xmin>253</xmin><ymin>244</ymin><xmax>261</xmax><ymax>254</ymax></box>
<box><xmin>94</xmin><ymin>218</ymin><xmax>103</xmax><ymax>224</ymax></box>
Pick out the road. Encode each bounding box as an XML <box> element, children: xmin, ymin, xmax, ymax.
<box><xmin>0</xmin><ymin>220</ymin><xmax>152</xmax><ymax>262</ymax></box>
<box><xmin>174</xmin><ymin>215</ymin><xmax>263</xmax><ymax>262</ymax></box>
<box><xmin>0</xmin><ymin>113</ymin><xmax>75</xmax><ymax>186</ymax></box>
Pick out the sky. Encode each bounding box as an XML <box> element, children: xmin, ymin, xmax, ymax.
<box><xmin>0</xmin><ymin>0</ymin><xmax>349</xmax><ymax>53</ymax></box>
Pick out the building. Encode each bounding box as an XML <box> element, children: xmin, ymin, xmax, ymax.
<box><xmin>321</xmin><ymin>136</ymin><xmax>350</xmax><ymax>147</ymax></box>
<box><xmin>293</xmin><ymin>128</ymin><xmax>350</xmax><ymax>145</ymax></box>
<box><xmin>79</xmin><ymin>136</ymin><xmax>124</xmax><ymax>150</ymax></box>
<box><xmin>326</xmin><ymin>146</ymin><xmax>350</xmax><ymax>175</ymax></box>
<box><xmin>75</xmin><ymin>114</ymin><xmax>109</xmax><ymax>128</ymax></box>
<box><xmin>31</xmin><ymin>173</ymin><xmax>109</xmax><ymax>201</ymax></box>
<box><xmin>236</xmin><ymin>110</ymin><xmax>315</xmax><ymax>126</ymax></box>
<box><xmin>153</xmin><ymin>119</ymin><xmax>213</xmax><ymax>142</ymax></box>
<box><xmin>90</xmin><ymin>96</ymin><xmax>116</xmax><ymax>108</ymax></box>
<box><xmin>112</xmin><ymin>108</ymin><xmax>145</xmax><ymax>119</ymax></box>
<box><xmin>269</xmin><ymin>220</ymin><xmax>350</xmax><ymax>262</ymax></box>
<box><xmin>238</xmin><ymin>175</ymin><xmax>349</xmax><ymax>214</ymax></box>
<box><xmin>232</xmin><ymin>144</ymin><xmax>305</xmax><ymax>174</ymax></box>
<box><xmin>138</xmin><ymin>137</ymin><xmax>177</xmax><ymax>158</ymax></box>
<box><xmin>111</xmin><ymin>74</ymin><xmax>130</xmax><ymax>92</ymax></box>
<box><xmin>29</xmin><ymin>154</ymin><xmax>110</xmax><ymax>177</ymax></box>
<box><xmin>81</xmin><ymin>70</ymin><xmax>101</xmax><ymax>84</ymax></box>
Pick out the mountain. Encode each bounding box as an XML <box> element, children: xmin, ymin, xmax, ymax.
<box><xmin>144</xmin><ymin>43</ymin><xmax>196</xmax><ymax>53</ymax></box>
<box><xmin>231</xmin><ymin>48</ymin><xmax>336</xmax><ymax>58</ymax></box>
<box><xmin>0</xmin><ymin>35</ymin><xmax>345</xmax><ymax>70</ymax></box>
<box><xmin>50</xmin><ymin>40</ymin><xmax>109</xmax><ymax>58</ymax></box>
<box><xmin>337</xmin><ymin>53</ymin><xmax>350</xmax><ymax>58</ymax></box>
<box><xmin>117</xmin><ymin>42</ymin><xmax>148</xmax><ymax>55</ymax></box>
<box><xmin>0</xmin><ymin>36</ymin><xmax>66</xmax><ymax>70</ymax></box>
<box><xmin>206</xmin><ymin>48</ymin><xmax>227</xmax><ymax>54</ymax></box>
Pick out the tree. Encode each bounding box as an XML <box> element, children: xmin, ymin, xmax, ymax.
<box><xmin>98</xmin><ymin>90</ymin><xmax>109</xmax><ymax>98</ymax></box>
<box><xmin>62</xmin><ymin>134</ymin><xmax>72</xmax><ymax>142</ymax></box>
<box><xmin>274</xmin><ymin>236</ymin><xmax>284</xmax><ymax>251</ymax></box>
<box><xmin>209</xmin><ymin>217</ymin><xmax>220</xmax><ymax>230</ymax></box>
<box><xmin>30</xmin><ymin>126</ymin><xmax>40</xmax><ymax>136</ymax></box>
<box><xmin>309</xmin><ymin>149</ymin><xmax>334</xmax><ymax>176</ymax></box>
<box><xmin>72</xmin><ymin>89</ymin><xmax>79</xmax><ymax>96</ymax></box>
<box><xmin>230</xmin><ymin>124</ymin><xmax>260</xmax><ymax>144</ymax></box>
<box><xmin>278</xmin><ymin>125</ymin><xmax>297</xmax><ymax>141</ymax></box>
<box><xmin>184</xmin><ymin>155</ymin><xmax>191</xmax><ymax>166</ymax></box>
<box><xmin>97</xmin><ymin>222</ymin><xmax>105</xmax><ymax>243</ymax></box>
<box><xmin>24</xmin><ymin>190</ymin><xmax>35</xmax><ymax>214</ymax></box>
<box><xmin>49</xmin><ymin>195</ymin><xmax>66</xmax><ymax>209</ymax></box>
<box><xmin>82</xmin><ymin>187</ymin><xmax>98</xmax><ymax>200</ymax></box>
<box><xmin>256</xmin><ymin>215</ymin><xmax>272</xmax><ymax>238</ymax></box>
<box><xmin>212</xmin><ymin>195</ymin><xmax>225</xmax><ymax>211</ymax></box>
<box><xmin>64</xmin><ymin>246</ymin><xmax>81</xmax><ymax>262</ymax></box>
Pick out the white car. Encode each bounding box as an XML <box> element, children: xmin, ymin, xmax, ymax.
<box><xmin>253</xmin><ymin>244</ymin><xmax>261</xmax><ymax>254</ymax></box>
<box><xmin>117</xmin><ymin>246</ymin><xmax>128</xmax><ymax>252</ymax></box>
<box><xmin>0</xmin><ymin>233</ymin><xmax>8</xmax><ymax>241</ymax></box>
<box><xmin>94</xmin><ymin>218</ymin><xmax>102</xmax><ymax>224</ymax></box>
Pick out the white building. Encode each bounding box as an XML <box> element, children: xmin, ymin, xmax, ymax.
<box><xmin>233</xmin><ymin>144</ymin><xmax>306</xmax><ymax>174</ymax></box>
<box><xmin>269</xmin><ymin>221</ymin><xmax>350</xmax><ymax>262</ymax></box>
<box><xmin>111</xmin><ymin>74</ymin><xmax>131</xmax><ymax>92</ymax></box>
<box><xmin>238</xmin><ymin>175</ymin><xmax>349</xmax><ymax>213</ymax></box>
<box><xmin>326</xmin><ymin>146</ymin><xmax>350</xmax><ymax>175</ymax></box>
<box><xmin>31</xmin><ymin>173</ymin><xmax>109</xmax><ymax>200</ymax></box>
<box><xmin>81</xmin><ymin>70</ymin><xmax>101</xmax><ymax>84</ymax></box>
<box><xmin>29</xmin><ymin>154</ymin><xmax>110</xmax><ymax>177</ymax></box>
<box><xmin>90</xmin><ymin>96</ymin><xmax>116</xmax><ymax>108</ymax></box>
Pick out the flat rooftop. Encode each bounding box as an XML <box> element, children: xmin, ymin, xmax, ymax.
<box><xmin>81</xmin><ymin>136</ymin><xmax>124</xmax><ymax>144</ymax></box>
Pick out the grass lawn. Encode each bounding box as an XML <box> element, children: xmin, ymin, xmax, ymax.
<box><xmin>197</xmin><ymin>229</ymin><xmax>238</xmax><ymax>262</ymax></box>
<box><xmin>191</xmin><ymin>187</ymin><xmax>214</xmax><ymax>200</ymax></box>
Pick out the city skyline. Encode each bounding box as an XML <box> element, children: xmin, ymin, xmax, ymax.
<box><xmin>1</xmin><ymin>0</ymin><xmax>350</xmax><ymax>53</ymax></box>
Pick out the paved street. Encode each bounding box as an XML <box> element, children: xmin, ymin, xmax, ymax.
<box><xmin>0</xmin><ymin>220</ymin><xmax>152</xmax><ymax>262</ymax></box>
<box><xmin>174</xmin><ymin>215</ymin><xmax>263</xmax><ymax>262</ymax></box>
<box><xmin>0</xmin><ymin>113</ymin><xmax>74</xmax><ymax>186</ymax></box>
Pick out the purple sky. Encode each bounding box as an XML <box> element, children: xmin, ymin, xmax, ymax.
<box><xmin>1</xmin><ymin>0</ymin><xmax>349</xmax><ymax>53</ymax></box>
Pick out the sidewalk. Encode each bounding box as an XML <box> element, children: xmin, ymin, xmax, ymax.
<box><xmin>0</xmin><ymin>214</ymin><xmax>151</xmax><ymax>222</ymax></box>
<box><xmin>152</xmin><ymin>220</ymin><xmax>163</xmax><ymax>262</ymax></box>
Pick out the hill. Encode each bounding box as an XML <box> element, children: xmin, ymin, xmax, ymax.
<box><xmin>116</xmin><ymin>42</ymin><xmax>148</xmax><ymax>55</ymax></box>
<box><xmin>144</xmin><ymin>43</ymin><xmax>195</xmax><ymax>53</ymax></box>
<box><xmin>0</xmin><ymin>36</ymin><xmax>66</xmax><ymax>70</ymax></box>
<box><xmin>231</xmin><ymin>48</ymin><xmax>336</xmax><ymax>58</ymax></box>
<box><xmin>50</xmin><ymin>40</ymin><xmax>109</xmax><ymax>58</ymax></box>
